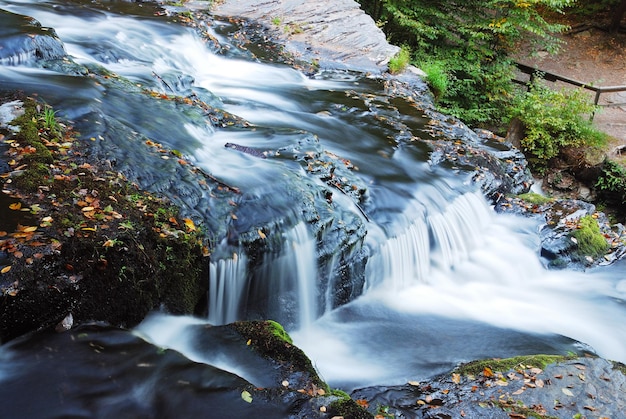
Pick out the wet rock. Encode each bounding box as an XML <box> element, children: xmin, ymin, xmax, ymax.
<box><xmin>495</xmin><ymin>195</ymin><xmax>626</xmax><ymax>269</ymax></box>
<box><xmin>352</xmin><ymin>356</ymin><xmax>626</xmax><ymax>419</ymax></box>
<box><xmin>0</xmin><ymin>9</ymin><xmax>66</xmax><ymax>65</ymax></box>
<box><xmin>0</xmin><ymin>320</ymin><xmax>370</xmax><ymax>419</ymax></box>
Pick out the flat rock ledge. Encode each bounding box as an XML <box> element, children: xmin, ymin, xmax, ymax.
<box><xmin>207</xmin><ymin>0</ymin><xmax>399</xmax><ymax>72</ymax></box>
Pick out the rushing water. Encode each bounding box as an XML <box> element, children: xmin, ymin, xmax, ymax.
<box><xmin>1</xmin><ymin>0</ymin><xmax>626</xmax><ymax>398</ymax></box>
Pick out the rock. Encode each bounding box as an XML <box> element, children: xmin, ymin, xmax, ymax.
<box><xmin>352</xmin><ymin>355</ymin><xmax>626</xmax><ymax>419</ymax></box>
<box><xmin>0</xmin><ymin>9</ymin><xmax>66</xmax><ymax>65</ymax></box>
<box><xmin>0</xmin><ymin>320</ymin><xmax>371</xmax><ymax>419</ymax></box>
<box><xmin>210</xmin><ymin>0</ymin><xmax>399</xmax><ymax>72</ymax></box>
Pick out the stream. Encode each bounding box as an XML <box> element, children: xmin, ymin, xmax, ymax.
<box><xmin>1</xmin><ymin>0</ymin><xmax>626</xmax><ymax>411</ymax></box>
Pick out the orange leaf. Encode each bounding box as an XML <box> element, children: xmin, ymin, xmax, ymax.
<box><xmin>9</xmin><ymin>202</ymin><xmax>21</xmax><ymax>210</ymax></box>
<box><xmin>483</xmin><ymin>367</ymin><xmax>494</xmax><ymax>378</ymax></box>
<box><xmin>1</xmin><ymin>266</ymin><xmax>11</xmax><ymax>274</ymax></box>
<box><xmin>355</xmin><ymin>399</ymin><xmax>369</xmax><ymax>408</ymax></box>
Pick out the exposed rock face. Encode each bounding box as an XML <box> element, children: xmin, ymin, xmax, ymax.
<box><xmin>353</xmin><ymin>356</ymin><xmax>626</xmax><ymax>419</ymax></box>
<box><xmin>0</xmin><ymin>320</ymin><xmax>369</xmax><ymax>419</ymax></box>
<box><xmin>209</xmin><ymin>0</ymin><xmax>399</xmax><ymax>72</ymax></box>
<box><xmin>0</xmin><ymin>9</ymin><xmax>66</xmax><ymax>65</ymax></box>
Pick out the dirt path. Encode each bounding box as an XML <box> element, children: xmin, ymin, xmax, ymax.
<box><xmin>514</xmin><ymin>24</ymin><xmax>626</xmax><ymax>160</ymax></box>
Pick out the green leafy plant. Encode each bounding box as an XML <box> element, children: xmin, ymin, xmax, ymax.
<box><xmin>596</xmin><ymin>159</ymin><xmax>626</xmax><ymax>207</ymax></box>
<box><xmin>357</xmin><ymin>0</ymin><xmax>574</xmax><ymax>126</ymax></box>
<box><xmin>508</xmin><ymin>79</ymin><xmax>607</xmax><ymax>169</ymax></box>
<box><xmin>420</xmin><ymin>60</ymin><xmax>449</xmax><ymax>100</ymax></box>
<box><xmin>388</xmin><ymin>45</ymin><xmax>410</xmax><ymax>74</ymax></box>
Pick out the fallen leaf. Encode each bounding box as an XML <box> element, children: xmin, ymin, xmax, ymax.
<box><xmin>8</xmin><ymin>202</ymin><xmax>21</xmax><ymax>210</ymax></box>
<box><xmin>355</xmin><ymin>399</ymin><xmax>369</xmax><ymax>408</ymax></box>
<box><xmin>483</xmin><ymin>367</ymin><xmax>494</xmax><ymax>377</ymax></box>
<box><xmin>241</xmin><ymin>390</ymin><xmax>252</xmax><ymax>403</ymax></box>
<box><xmin>258</xmin><ymin>229</ymin><xmax>266</xmax><ymax>239</ymax></box>
<box><xmin>562</xmin><ymin>388</ymin><xmax>574</xmax><ymax>397</ymax></box>
<box><xmin>1</xmin><ymin>266</ymin><xmax>11</xmax><ymax>274</ymax></box>
<box><xmin>183</xmin><ymin>218</ymin><xmax>196</xmax><ymax>232</ymax></box>
<box><xmin>452</xmin><ymin>373</ymin><xmax>461</xmax><ymax>384</ymax></box>
<box><xmin>23</xmin><ymin>226</ymin><xmax>37</xmax><ymax>233</ymax></box>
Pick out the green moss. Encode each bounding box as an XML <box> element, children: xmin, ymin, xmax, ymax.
<box><xmin>266</xmin><ymin>319</ymin><xmax>293</xmax><ymax>344</ymax></box>
<box><xmin>517</xmin><ymin>192</ymin><xmax>553</xmax><ymax>206</ymax></box>
<box><xmin>328</xmin><ymin>398</ymin><xmax>373</xmax><ymax>419</ymax></box>
<box><xmin>612</xmin><ymin>360</ymin><xmax>626</xmax><ymax>376</ymax></box>
<box><xmin>494</xmin><ymin>400</ymin><xmax>559</xmax><ymax>419</ymax></box>
<box><xmin>231</xmin><ymin>320</ymin><xmax>327</xmax><ymax>390</ymax></box>
<box><xmin>456</xmin><ymin>354</ymin><xmax>572</xmax><ymax>376</ymax></box>
<box><xmin>571</xmin><ymin>215</ymin><xmax>610</xmax><ymax>258</ymax></box>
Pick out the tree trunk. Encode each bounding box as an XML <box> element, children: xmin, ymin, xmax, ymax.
<box><xmin>610</xmin><ymin>0</ymin><xmax>626</xmax><ymax>33</ymax></box>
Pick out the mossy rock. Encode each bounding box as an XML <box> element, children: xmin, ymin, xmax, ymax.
<box><xmin>455</xmin><ymin>354</ymin><xmax>573</xmax><ymax>376</ymax></box>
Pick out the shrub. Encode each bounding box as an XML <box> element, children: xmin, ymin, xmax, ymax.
<box><xmin>596</xmin><ymin>159</ymin><xmax>626</xmax><ymax>207</ymax></box>
<box><xmin>508</xmin><ymin>79</ymin><xmax>607</xmax><ymax>169</ymax></box>
<box><xmin>420</xmin><ymin>60</ymin><xmax>449</xmax><ymax>100</ymax></box>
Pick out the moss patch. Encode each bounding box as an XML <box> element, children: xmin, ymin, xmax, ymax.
<box><xmin>456</xmin><ymin>354</ymin><xmax>572</xmax><ymax>376</ymax></box>
<box><xmin>570</xmin><ymin>215</ymin><xmax>610</xmax><ymax>258</ymax></box>
<box><xmin>230</xmin><ymin>320</ymin><xmax>327</xmax><ymax>390</ymax></box>
<box><xmin>517</xmin><ymin>192</ymin><xmax>553</xmax><ymax>206</ymax></box>
<box><xmin>0</xmin><ymin>95</ymin><xmax>208</xmax><ymax>341</ymax></box>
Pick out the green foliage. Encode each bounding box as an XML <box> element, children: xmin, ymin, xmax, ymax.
<box><xmin>571</xmin><ymin>215</ymin><xmax>610</xmax><ymax>258</ymax></box>
<box><xmin>596</xmin><ymin>159</ymin><xmax>626</xmax><ymax>206</ymax></box>
<box><xmin>357</xmin><ymin>0</ymin><xmax>573</xmax><ymax>125</ymax></box>
<box><xmin>420</xmin><ymin>60</ymin><xmax>448</xmax><ymax>100</ymax></box>
<box><xmin>508</xmin><ymin>79</ymin><xmax>607</xmax><ymax>169</ymax></box>
<box><xmin>388</xmin><ymin>45</ymin><xmax>410</xmax><ymax>74</ymax></box>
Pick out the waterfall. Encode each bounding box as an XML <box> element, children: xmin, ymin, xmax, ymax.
<box><xmin>427</xmin><ymin>191</ymin><xmax>491</xmax><ymax>271</ymax></box>
<box><xmin>208</xmin><ymin>253</ymin><xmax>249</xmax><ymax>325</ymax></box>
<box><xmin>207</xmin><ymin>222</ymin><xmax>318</xmax><ymax>329</ymax></box>
<box><xmin>260</xmin><ymin>221</ymin><xmax>318</xmax><ymax>329</ymax></box>
<box><xmin>365</xmin><ymin>190</ymin><xmax>491</xmax><ymax>290</ymax></box>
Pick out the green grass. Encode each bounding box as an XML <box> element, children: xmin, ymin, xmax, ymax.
<box><xmin>388</xmin><ymin>45</ymin><xmax>411</xmax><ymax>75</ymax></box>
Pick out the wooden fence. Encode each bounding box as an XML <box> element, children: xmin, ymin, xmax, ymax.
<box><xmin>514</xmin><ymin>62</ymin><xmax>626</xmax><ymax>121</ymax></box>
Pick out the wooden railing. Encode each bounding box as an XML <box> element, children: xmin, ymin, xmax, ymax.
<box><xmin>514</xmin><ymin>62</ymin><xmax>626</xmax><ymax>121</ymax></box>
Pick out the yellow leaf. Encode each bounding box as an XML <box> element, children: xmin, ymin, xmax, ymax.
<box><xmin>103</xmin><ymin>239</ymin><xmax>116</xmax><ymax>248</ymax></box>
<box><xmin>241</xmin><ymin>390</ymin><xmax>253</xmax><ymax>403</ymax></box>
<box><xmin>23</xmin><ymin>226</ymin><xmax>37</xmax><ymax>233</ymax></box>
<box><xmin>1</xmin><ymin>266</ymin><xmax>11</xmax><ymax>274</ymax></box>
<box><xmin>258</xmin><ymin>229</ymin><xmax>266</xmax><ymax>239</ymax></box>
<box><xmin>183</xmin><ymin>218</ymin><xmax>196</xmax><ymax>232</ymax></box>
<box><xmin>82</xmin><ymin>206</ymin><xmax>95</xmax><ymax>212</ymax></box>
<box><xmin>452</xmin><ymin>373</ymin><xmax>461</xmax><ymax>384</ymax></box>
<box><xmin>9</xmin><ymin>202</ymin><xmax>21</xmax><ymax>210</ymax></box>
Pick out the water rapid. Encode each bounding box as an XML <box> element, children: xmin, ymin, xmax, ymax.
<box><xmin>0</xmin><ymin>0</ymin><xmax>625</xmax><ymax>396</ymax></box>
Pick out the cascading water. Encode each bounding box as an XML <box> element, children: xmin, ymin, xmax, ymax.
<box><xmin>208</xmin><ymin>252</ymin><xmax>249</xmax><ymax>325</ymax></box>
<box><xmin>0</xmin><ymin>0</ymin><xmax>625</xmax><ymax>404</ymax></box>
